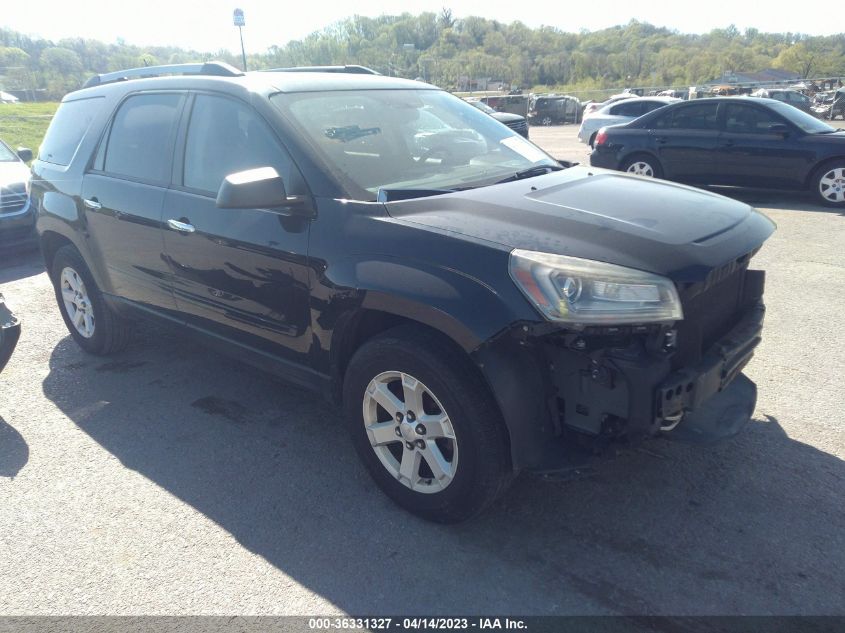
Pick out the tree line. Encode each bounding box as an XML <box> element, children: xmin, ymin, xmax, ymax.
<box><xmin>2</xmin><ymin>13</ymin><xmax>845</xmax><ymax>100</ymax></box>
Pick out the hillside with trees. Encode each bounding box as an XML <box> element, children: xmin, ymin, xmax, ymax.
<box><xmin>2</xmin><ymin>13</ymin><xmax>845</xmax><ymax>99</ymax></box>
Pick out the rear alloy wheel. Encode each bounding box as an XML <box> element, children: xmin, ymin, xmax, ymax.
<box><xmin>51</xmin><ymin>245</ymin><xmax>131</xmax><ymax>355</ymax></box>
<box><xmin>622</xmin><ymin>154</ymin><xmax>663</xmax><ymax>179</ymax></box>
<box><xmin>344</xmin><ymin>325</ymin><xmax>512</xmax><ymax>523</ymax></box>
<box><xmin>813</xmin><ymin>163</ymin><xmax>845</xmax><ymax>206</ymax></box>
<box><xmin>541</xmin><ymin>116</ymin><xmax>553</xmax><ymax>126</ymax></box>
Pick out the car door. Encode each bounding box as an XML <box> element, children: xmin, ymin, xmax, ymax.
<box><xmin>161</xmin><ymin>92</ymin><xmax>313</xmax><ymax>366</ymax></box>
<box><xmin>715</xmin><ymin>102</ymin><xmax>808</xmax><ymax>189</ymax></box>
<box><xmin>649</xmin><ymin>102</ymin><xmax>720</xmax><ymax>183</ymax></box>
<box><xmin>82</xmin><ymin>92</ymin><xmax>185</xmax><ymax>311</ymax></box>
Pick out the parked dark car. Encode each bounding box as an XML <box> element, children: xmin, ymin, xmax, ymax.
<box><xmin>32</xmin><ymin>63</ymin><xmax>774</xmax><ymax>522</ymax></box>
<box><xmin>0</xmin><ymin>139</ymin><xmax>36</xmax><ymax>251</ymax></box>
<box><xmin>590</xmin><ymin>97</ymin><xmax>845</xmax><ymax>207</ymax></box>
<box><xmin>749</xmin><ymin>88</ymin><xmax>815</xmax><ymax>115</ymax></box>
<box><xmin>0</xmin><ymin>294</ymin><xmax>21</xmax><ymax>373</ymax></box>
<box><xmin>529</xmin><ymin>95</ymin><xmax>582</xmax><ymax>125</ymax></box>
<box><xmin>466</xmin><ymin>99</ymin><xmax>529</xmax><ymax>138</ymax></box>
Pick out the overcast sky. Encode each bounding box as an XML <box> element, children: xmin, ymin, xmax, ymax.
<box><xmin>5</xmin><ymin>0</ymin><xmax>841</xmax><ymax>53</ymax></box>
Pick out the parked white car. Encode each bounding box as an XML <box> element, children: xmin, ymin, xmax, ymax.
<box><xmin>581</xmin><ymin>93</ymin><xmax>637</xmax><ymax>119</ymax></box>
<box><xmin>578</xmin><ymin>97</ymin><xmax>681</xmax><ymax>146</ymax></box>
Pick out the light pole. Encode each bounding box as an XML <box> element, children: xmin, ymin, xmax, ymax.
<box><xmin>233</xmin><ymin>8</ymin><xmax>247</xmax><ymax>71</ymax></box>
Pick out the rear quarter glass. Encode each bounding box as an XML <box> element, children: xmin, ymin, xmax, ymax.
<box><xmin>38</xmin><ymin>96</ymin><xmax>104</xmax><ymax>166</ymax></box>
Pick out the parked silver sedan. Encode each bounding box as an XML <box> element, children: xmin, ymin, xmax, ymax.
<box><xmin>578</xmin><ymin>96</ymin><xmax>680</xmax><ymax>147</ymax></box>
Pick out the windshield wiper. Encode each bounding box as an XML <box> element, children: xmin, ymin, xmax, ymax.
<box><xmin>494</xmin><ymin>164</ymin><xmax>565</xmax><ymax>185</ymax></box>
<box><xmin>377</xmin><ymin>188</ymin><xmax>455</xmax><ymax>202</ymax></box>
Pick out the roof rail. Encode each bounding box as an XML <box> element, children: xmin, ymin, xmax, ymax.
<box><xmin>263</xmin><ymin>65</ymin><xmax>380</xmax><ymax>75</ymax></box>
<box><xmin>83</xmin><ymin>61</ymin><xmax>244</xmax><ymax>89</ymax></box>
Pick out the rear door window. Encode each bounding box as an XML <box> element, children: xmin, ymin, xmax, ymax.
<box><xmin>39</xmin><ymin>97</ymin><xmax>103</xmax><ymax>166</ymax></box>
<box><xmin>641</xmin><ymin>101</ymin><xmax>669</xmax><ymax>115</ymax></box>
<box><xmin>658</xmin><ymin>103</ymin><xmax>719</xmax><ymax>131</ymax></box>
<box><xmin>102</xmin><ymin>93</ymin><xmax>182</xmax><ymax>183</ymax></box>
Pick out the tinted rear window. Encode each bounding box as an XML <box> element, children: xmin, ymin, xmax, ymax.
<box><xmin>655</xmin><ymin>103</ymin><xmax>718</xmax><ymax>130</ymax></box>
<box><xmin>103</xmin><ymin>93</ymin><xmax>182</xmax><ymax>183</ymax></box>
<box><xmin>38</xmin><ymin>97</ymin><xmax>103</xmax><ymax>166</ymax></box>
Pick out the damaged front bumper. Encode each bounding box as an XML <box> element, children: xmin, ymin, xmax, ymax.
<box><xmin>655</xmin><ymin>301</ymin><xmax>763</xmax><ymax>443</ymax></box>
<box><xmin>0</xmin><ymin>294</ymin><xmax>21</xmax><ymax>373</ymax></box>
<box><xmin>475</xmin><ymin>272</ymin><xmax>766</xmax><ymax>472</ymax></box>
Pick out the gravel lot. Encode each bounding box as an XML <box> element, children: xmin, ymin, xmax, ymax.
<box><xmin>1</xmin><ymin>125</ymin><xmax>844</xmax><ymax>616</ymax></box>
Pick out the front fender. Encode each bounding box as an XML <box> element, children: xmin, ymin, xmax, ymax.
<box><xmin>325</xmin><ymin>254</ymin><xmax>534</xmax><ymax>353</ymax></box>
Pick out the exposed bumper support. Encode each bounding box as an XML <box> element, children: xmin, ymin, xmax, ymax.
<box><xmin>663</xmin><ymin>373</ymin><xmax>757</xmax><ymax>444</ymax></box>
<box><xmin>476</xmin><ymin>298</ymin><xmax>765</xmax><ymax>473</ymax></box>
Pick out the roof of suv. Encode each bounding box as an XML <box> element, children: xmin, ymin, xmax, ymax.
<box><xmin>69</xmin><ymin>63</ymin><xmax>435</xmax><ymax>101</ymax></box>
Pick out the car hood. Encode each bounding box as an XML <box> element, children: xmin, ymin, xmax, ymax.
<box><xmin>491</xmin><ymin>112</ymin><xmax>524</xmax><ymax>124</ymax></box>
<box><xmin>0</xmin><ymin>161</ymin><xmax>30</xmax><ymax>188</ymax></box>
<box><xmin>385</xmin><ymin>166</ymin><xmax>775</xmax><ymax>283</ymax></box>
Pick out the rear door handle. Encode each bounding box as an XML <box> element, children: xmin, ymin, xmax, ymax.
<box><xmin>83</xmin><ymin>197</ymin><xmax>102</xmax><ymax>210</ymax></box>
<box><xmin>167</xmin><ymin>218</ymin><xmax>196</xmax><ymax>234</ymax></box>
<box><xmin>655</xmin><ymin>137</ymin><xmax>668</xmax><ymax>145</ymax></box>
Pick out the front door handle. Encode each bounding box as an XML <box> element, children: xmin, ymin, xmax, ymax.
<box><xmin>167</xmin><ymin>218</ymin><xmax>196</xmax><ymax>234</ymax></box>
<box><xmin>655</xmin><ymin>136</ymin><xmax>668</xmax><ymax>145</ymax></box>
<box><xmin>83</xmin><ymin>197</ymin><xmax>102</xmax><ymax>210</ymax></box>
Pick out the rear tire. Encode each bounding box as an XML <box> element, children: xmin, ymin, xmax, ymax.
<box><xmin>343</xmin><ymin>325</ymin><xmax>512</xmax><ymax>523</ymax></box>
<box><xmin>621</xmin><ymin>153</ymin><xmax>664</xmax><ymax>179</ymax></box>
<box><xmin>811</xmin><ymin>161</ymin><xmax>845</xmax><ymax>207</ymax></box>
<box><xmin>50</xmin><ymin>245</ymin><xmax>131</xmax><ymax>355</ymax></box>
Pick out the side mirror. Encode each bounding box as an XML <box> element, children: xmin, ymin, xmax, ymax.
<box><xmin>16</xmin><ymin>147</ymin><xmax>33</xmax><ymax>162</ymax></box>
<box><xmin>216</xmin><ymin>166</ymin><xmax>312</xmax><ymax>216</ymax></box>
<box><xmin>769</xmin><ymin>123</ymin><xmax>790</xmax><ymax>137</ymax></box>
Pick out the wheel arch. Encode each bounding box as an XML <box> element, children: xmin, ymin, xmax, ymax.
<box><xmin>619</xmin><ymin>150</ymin><xmax>664</xmax><ymax>178</ymax></box>
<box><xmin>330</xmin><ymin>297</ymin><xmax>489</xmax><ymax>399</ymax></box>
<box><xmin>805</xmin><ymin>156</ymin><xmax>845</xmax><ymax>190</ymax></box>
<box><xmin>39</xmin><ymin>230</ymin><xmax>76</xmax><ymax>276</ymax></box>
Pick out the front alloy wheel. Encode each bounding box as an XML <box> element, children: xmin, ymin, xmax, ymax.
<box><xmin>344</xmin><ymin>325</ymin><xmax>513</xmax><ymax>523</ymax></box>
<box><xmin>817</xmin><ymin>165</ymin><xmax>845</xmax><ymax>205</ymax></box>
<box><xmin>363</xmin><ymin>371</ymin><xmax>458</xmax><ymax>493</ymax></box>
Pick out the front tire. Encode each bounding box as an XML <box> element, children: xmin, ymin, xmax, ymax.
<box><xmin>621</xmin><ymin>153</ymin><xmax>664</xmax><ymax>179</ymax></box>
<box><xmin>343</xmin><ymin>325</ymin><xmax>512</xmax><ymax>523</ymax></box>
<box><xmin>50</xmin><ymin>245</ymin><xmax>131</xmax><ymax>355</ymax></box>
<box><xmin>811</xmin><ymin>161</ymin><xmax>845</xmax><ymax>207</ymax></box>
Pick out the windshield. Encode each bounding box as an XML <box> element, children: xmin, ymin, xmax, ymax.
<box><xmin>0</xmin><ymin>141</ymin><xmax>17</xmax><ymax>162</ymax></box>
<box><xmin>271</xmin><ymin>89</ymin><xmax>556</xmax><ymax>201</ymax></box>
<box><xmin>469</xmin><ymin>101</ymin><xmax>496</xmax><ymax>115</ymax></box>
<box><xmin>769</xmin><ymin>101</ymin><xmax>837</xmax><ymax>134</ymax></box>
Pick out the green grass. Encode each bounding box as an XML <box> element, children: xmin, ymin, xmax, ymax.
<box><xmin>0</xmin><ymin>102</ymin><xmax>59</xmax><ymax>153</ymax></box>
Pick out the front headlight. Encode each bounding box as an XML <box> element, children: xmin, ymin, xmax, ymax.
<box><xmin>509</xmin><ymin>250</ymin><xmax>683</xmax><ymax>326</ymax></box>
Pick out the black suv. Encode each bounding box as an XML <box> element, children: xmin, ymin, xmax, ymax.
<box><xmin>32</xmin><ymin>62</ymin><xmax>774</xmax><ymax>522</ymax></box>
